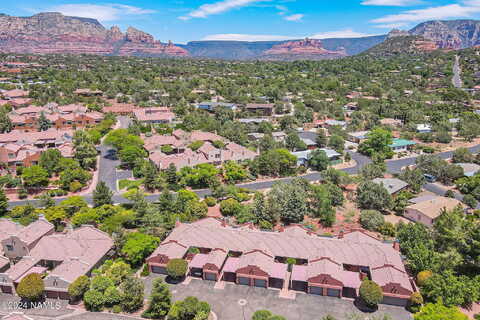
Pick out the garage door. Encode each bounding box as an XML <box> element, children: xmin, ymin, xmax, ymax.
<box><xmin>327</xmin><ymin>288</ymin><xmax>341</xmax><ymax>297</ymax></box>
<box><xmin>254</xmin><ymin>279</ymin><xmax>267</xmax><ymax>288</ymax></box>
<box><xmin>0</xmin><ymin>285</ymin><xmax>13</xmax><ymax>294</ymax></box>
<box><xmin>238</xmin><ymin>277</ymin><xmax>250</xmax><ymax>286</ymax></box>
<box><xmin>310</xmin><ymin>286</ymin><xmax>324</xmax><ymax>295</ymax></box>
<box><xmin>59</xmin><ymin>292</ymin><xmax>70</xmax><ymax>300</ymax></box>
<box><xmin>46</xmin><ymin>291</ymin><xmax>59</xmax><ymax>299</ymax></box>
<box><xmin>151</xmin><ymin>266</ymin><xmax>167</xmax><ymax>274</ymax></box>
<box><xmin>382</xmin><ymin>296</ymin><xmax>408</xmax><ymax>307</ymax></box>
<box><xmin>204</xmin><ymin>272</ymin><xmax>217</xmax><ymax>281</ymax></box>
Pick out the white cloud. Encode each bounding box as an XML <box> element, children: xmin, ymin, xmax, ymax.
<box><xmin>310</xmin><ymin>29</ymin><xmax>374</xmax><ymax>39</ymax></box>
<box><xmin>202</xmin><ymin>33</ymin><xmax>298</xmax><ymax>41</ymax></box>
<box><xmin>48</xmin><ymin>3</ymin><xmax>155</xmax><ymax>22</ymax></box>
<box><xmin>284</xmin><ymin>13</ymin><xmax>305</xmax><ymax>21</ymax></box>
<box><xmin>284</xmin><ymin>14</ymin><xmax>304</xmax><ymax>21</ymax></box>
<box><xmin>361</xmin><ymin>0</ymin><xmax>422</xmax><ymax>6</ymax></box>
<box><xmin>371</xmin><ymin>2</ymin><xmax>480</xmax><ymax>25</ymax></box>
<box><xmin>203</xmin><ymin>29</ymin><xmax>375</xmax><ymax>41</ymax></box>
<box><xmin>374</xmin><ymin>22</ymin><xmax>409</xmax><ymax>29</ymax></box>
<box><xmin>180</xmin><ymin>0</ymin><xmax>269</xmax><ymax>20</ymax></box>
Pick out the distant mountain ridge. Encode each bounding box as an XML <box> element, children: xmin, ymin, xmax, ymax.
<box><xmin>1</xmin><ymin>12</ymin><xmax>480</xmax><ymax>60</ymax></box>
<box><xmin>409</xmin><ymin>19</ymin><xmax>480</xmax><ymax>49</ymax></box>
<box><xmin>180</xmin><ymin>35</ymin><xmax>387</xmax><ymax>60</ymax></box>
<box><xmin>0</xmin><ymin>12</ymin><xmax>188</xmax><ymax>57</ymax></box>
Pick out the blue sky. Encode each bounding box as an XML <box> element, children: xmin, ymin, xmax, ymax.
<box><xmin>3</xmin><ymin>0</ymin><xmax>480</xmax><ymax>43</ymax></box>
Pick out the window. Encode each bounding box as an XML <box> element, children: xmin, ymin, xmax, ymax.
<box><xmin>53</xmin><ymin>279</ymin><xmax>58</xmax><ymax>286</ymax></box>
<box><xmin>6</xmin><ymin>245</ymin><xmax>13</xmax><ymax>251</ymax></box>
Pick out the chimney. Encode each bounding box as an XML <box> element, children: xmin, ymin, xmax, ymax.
<box><xmin>393</xmin><ymin>241</ymin><xmax>400</xmax><ymax>251</ymax></box>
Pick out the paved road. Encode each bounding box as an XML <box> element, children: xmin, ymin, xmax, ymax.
<box><xmin>7</xmin><ymin>120</ymin><xmax>480</xmax><ymax>208</ymax></box>
<box><xmin>453</xmin><ymin>55</ymin><xmax>463</xmax><ymax>89</ymax></box>
<box><xmin>96</xmin><ymin>116</ymin><xmax>132</xmax><ymax>194</ymax></box>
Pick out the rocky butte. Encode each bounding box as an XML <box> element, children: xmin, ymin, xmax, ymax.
<box><xmin>261</xmin><ymin>38</ymin><xmax>347</xmax><ymax>61</ymax></box>
<box><xmin>0</xmin><ymin>12</ymin><xmax>188</xmax><ymax>57</ymax></box>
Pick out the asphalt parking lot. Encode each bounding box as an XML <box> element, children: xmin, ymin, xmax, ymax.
<box><xmin>144</xmin><ymin>275</ymin><xmax>413</xmax><ymax>320</ymax></box>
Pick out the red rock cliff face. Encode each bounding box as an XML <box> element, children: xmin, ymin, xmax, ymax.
<box><xmin>262</xmin><ymin>38</ymin><xmax>347</xmax><ymax>61</ymax></box>
<box><xmin>0</xmin><ymin>12</ymin><xmax>188</xmax><ymax>57</ymax></box>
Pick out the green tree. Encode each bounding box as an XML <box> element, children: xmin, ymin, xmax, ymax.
<box><xmin>166</xmin><ymin>258</ymin><xmax>188</xmax><ymax>280</ymax></box>
<box><xmin>359</xmin><ymin>163</ymin><xmax>385</xmax><ymax>180</ymax></box>
<box><xmin>414</xmin><ymin>302</ymin><xmax>468</xmax><ymax>320</ymax></box>
<box><xmin>74</xmin><ymin>141</ymin><xmax>98</xmax><ymax>170</ymax></box>
<box><xmin>0</xmin><ymin>108</ymin><xmax>12</xmax><ymax>133</ymax></box>
<box><xmin>83</xmin><ymin>289</ymin><xmax>105</xmax><ymax>311</ymax></box>
<box><xmin>59</xmin><ymin>196</ymin><xmax>88</xmax><ymax>217</ymax></box>
<box><xmin>452</xmin><ymin>147</ymin><xmax>474</xmax><ymax>164</ymax></box>
<box><xmin>399</xmin><ymin>168</ymin><xmax>426</xmax><ymax>193</ymax></box>
<box><xmin>22</xmin><ymin>165</ymin><xmax>49</xmax><ymax>189</ymax></box>
<box><xmin>358</xmin><ymin>128</ymin><xmax>394</xmax><ymax>159</ymax></box>
<box><xmin>285</xmin><ymin>131</ymin><xmax>307</xmax><ymax>151</ymax></box>
<box><xmin>359</xmin><ymin>280</ymin><xmax>383</xmax><ymax>308</ymax></box>
<box><xmin>309</xmin><ymin>149</ymin><xmax>330</xmax><ymax>171</ymax></box>
<box><xmin>16</xmin><ymin>273</ymin><xmax>44</xmax><ymax>301</ymax></box>
<box><xmin>0</xmin><ymin>189</ymin><xmax>8</xmax><ymax>217</ymax></box>
<box><xmin>328</xmin><ymin>135</ymin><xmax>345</xmax><ymax>153</ymax></box>
<box><xmin>223</xmin><ymin>161</ymin><xmax>248</xmax><ymax>183</ymax></box>
<box><xmin>39</xmin><ymin>149</ymin><xmax>62</xmax><ymax>175</ymax></box>
<box><xmin>93</xmin><ymin>181</ymin><xmax>113</xmax><ymax>208</ymax></box>
<box><xmin>219</xmin><ymin>198</ymin><xmax>242</xmax><ymax>216</ymax></box>
<box><xmin>356</xmin><ymin>181</ymin><xmax>393</xmax><ymax>211</ymax></box>
<box><xmin>119</xmin><ymin>145</ymin><xmax>147</xmax><ymax>169</ymax></box>
<box><xmin>168</xmin><ymin>296</ymin><xmax>210</xmax><ymax>320</ymax></box>
<box><xmin>360</xmin><ymin>210</ymin><xmax>385</xmax><ymax>231</ymax></box>
<box><xmin>252</xmin><ymin>148</ymin><xmax>297</xmax><ymax>177</ymax></box>
<box><xmin>252</xmin><ymin>310</ymin><xmax>286</xmax><ymax>320</ymax></box>
<box><xmin>316</xmin><ymin>129</ymin><xmax>328</xmax><ymax>148</ymax></box>
<box><xmin>121</xmin><ymin>232</ymin><xmax>160</xmax><ymax>267</ymax></box>
<box><xmin>68</xmin><ymin>275</ymin><xmax>90</xmax><ymax>302</ymax></box>
<box><xmin>268</xmin><ymin>179</ymin><xmax>309</xmax><ymax>224</ymax></box>
<box><xmin>120</xmin><ymin>276</ymin><xmax>145</xmax><ymax>313</ymax></box>
<box><xmin>38</xmin><ymin>111</ymin><xmax>51</xmax><ymax>131</ymax></box>
<box><xmin>142</xmin><ymin>278</ymin><xmax>172</xmax><ymax>319</ymax></box>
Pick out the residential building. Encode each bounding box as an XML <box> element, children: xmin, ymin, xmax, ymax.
<box><xmin>147</xmin><ymin>218</ymin><xmax>415</xmax><ymax>306</ymax></box>
<box><xmin>380</xmin><ymin>118</ymin><xmax>403</xmax><ymax>127</ymax></box>
<box><xmin>404</xmin><ymin>196</ymin><xmax>465</xmax><ymax>227</ymax></box>
<box><xmin>292</xmin><ymin>148</ymin><xmax>342</xmax><ymax>167</ymax></box>
<box><xmin>0</xmin><ymin>224</ymin><xmax>114</xmax><ymax>299</ymax></box>
<box><xmin>8</xmin><ymin>105</ymin><xmax>103</xmax><ymax>131</ymax></box>
<box><xmin>133</xmin><ymin>107</ymin><xmax>175</xmax><ymax>124</ymax></box>
<box><xmin>372</xmin><ymin>178</ymin><xmax>409</xmax><ymax>195</ymax></box>
<box><xmin>347</xmin><ymin>131</ymin><xmax>370</xmax><ymax>144</ymax></box>
<box><xmin>389</xmin><ymin>138</ymin><xmax>416</xmax><ymax>153</ymax></box>
<box><xmin>144</xmin><ymin>130</ymin><xmax>257</xmax><ymax>170</ymax></box>
<box><xmin>0</xmin><ymin>129</ymin><xmax>74</xmax><ymax>170</ymax></box>
<box><xmin>1</xmin><ymin>89</ymin><xmax>29</xmax><ymax>100</ymax></box>
<box><xmin>248</xmin><ymin>132</ymin><xmax>286</xmax><ymax>142</ymax></box>
<box><xmin>196</xmin><ymin>102</ymin><xmax>237</xmax><ymax>112</ymax></box>
<box><xmin>245</xmin><ymin>104</ymin><xmax>274</xmax><ymax>116</ymax></box>
<box><xmin>457</xmin><ymin>163</ymin><xmax>480</xmax><ymax>177</ymax></box>
<box><xmin>416</xmin><ymin>124</ymin><xmax>432</xmax><ymax>133</ymax></box>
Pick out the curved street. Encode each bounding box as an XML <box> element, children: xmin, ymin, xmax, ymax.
<box><xmin>7</xmin><ymin>141</ymin><xmax>480</xmax><ymax>208</ymax></box>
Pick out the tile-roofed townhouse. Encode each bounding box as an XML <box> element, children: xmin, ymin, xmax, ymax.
<box><xmin>2</xmin><ymin>89</ymin><xmax>29</xmax><ymax>99</ymax></box>
<box><xmin>133</xmin><ymin>107</ymin><xmax>175</xmax><ymax>124</ymax></box>
<box><xmin>145</xmin><ymin>131</ymin><xmax>257</xmax><ymax>170</ymax></box>
<box><xmin>147</xmin><ymin>218</ymin><xmax>415</xmax><ymax>306</ymax></box>
<box><xmin>0</xmin><ymin>225</ymin><xmax>114</xmax><ymax>299</ymax></box>
<box><xmin>102</xmin><ymin>103</ymin><xmax>136</xmax><ymax>115</ymax></box>
<box><xmin>1</xmin><ymin>216</ymin><xmax>54</xmax><ymax>260</ymax></box>
<box><xmin>0</xmin><ymin>129</ymin><xmax>74</xmax><ymax>170</ymax></box>
<box><xmin>404</xmin><ymin>196</ymin><xmax>465</xmax><ymax>227</ymax></box>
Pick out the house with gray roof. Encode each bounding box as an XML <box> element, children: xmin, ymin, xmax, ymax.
<box><xmin>372</xmin><ymin>178</ymin><xmax>409</xmax><ymax>195</ymax></box>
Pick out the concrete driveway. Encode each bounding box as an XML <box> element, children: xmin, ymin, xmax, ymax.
<box><xmin>143</xmin><ymin>275</ymin><xmax>412</xmax><ymax>320</ymax></box>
